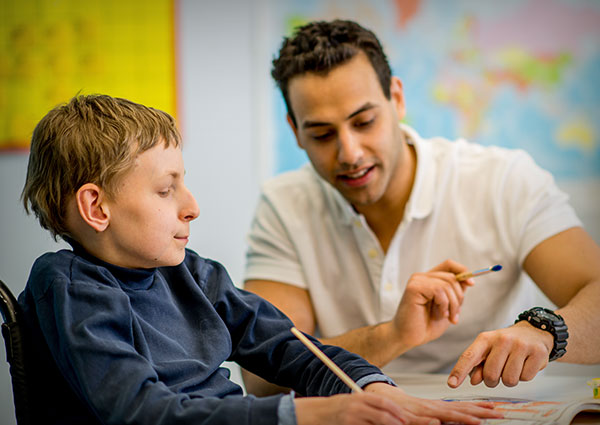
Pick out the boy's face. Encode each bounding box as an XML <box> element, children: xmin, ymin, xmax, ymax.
<box><xmin>102</xmin><ymin>143</ymin><xmax>199</xmax><ymax>269</ymax></box>
<box><xmin>286</xmin><ymin>52</ymin><xmax>408</xmax><ymax>209</ymax></box>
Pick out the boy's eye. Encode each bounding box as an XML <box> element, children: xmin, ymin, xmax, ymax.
<box><xmin>158</xmin><ymin>188</ymin><xmax>171</xmax><ymax>197</ymax></box>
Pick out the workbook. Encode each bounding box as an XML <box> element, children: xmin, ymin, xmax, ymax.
<box><xmin>443</xmin><ymin>395</ymin><xmax>600</xmax><ymax>424</ymax></box>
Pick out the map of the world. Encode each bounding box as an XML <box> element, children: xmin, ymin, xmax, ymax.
<box><xmin>268</xmin><ymin>0</ymin><xmax>600</xmax><ymax>182</ymax></box>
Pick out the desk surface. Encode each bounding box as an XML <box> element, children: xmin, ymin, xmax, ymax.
<box><xmin>388</xmin><ymin>373</ymin><xmax>599</xmax><ymax>424</ymax></box>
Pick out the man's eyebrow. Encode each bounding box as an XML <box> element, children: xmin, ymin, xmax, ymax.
<box><xmin>347</xmin><ymin>103</ymin><xmax>378</xmax><ymax>119</ymax></box>
<box><xmin>301</xmin><ymin>103</ymin><xmax>378</xmax><ymax>129</ymax></box>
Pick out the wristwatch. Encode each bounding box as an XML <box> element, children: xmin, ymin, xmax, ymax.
<box><xmin>515</xmin><ymin>307</ymin><xmax>568</xmax><ymax>361</ymax></box>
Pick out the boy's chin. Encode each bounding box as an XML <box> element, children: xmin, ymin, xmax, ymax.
<box><xmin>165</xmin><ymin>251</ymin><xmax>187</xmax><ymax>267</ymax></box>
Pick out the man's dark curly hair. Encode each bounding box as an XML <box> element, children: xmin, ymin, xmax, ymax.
<box><xmin>272</xmin><ymin>19</ymin><xmax>392</xmax><ymax>126</ymax></box>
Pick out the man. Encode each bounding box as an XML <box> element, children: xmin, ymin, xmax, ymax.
<box><xmin>242</xmin><ymin>19</ymin><xmax>600</xmax><ymax>396</ymax></box>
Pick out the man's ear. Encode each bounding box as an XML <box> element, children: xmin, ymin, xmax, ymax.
<box><xmin>286</xmin><ymin>114</ymin><xmax>304</xmax><ymax>150</ymax></box>
<box><xmin>75</xmin><ymin>183</ymin><xmax>110</xmax><ymax>232</ymax></box>
<box><xmin>390</xmin><ymin>76</ymin><xmax>406</xmax><ymax>121</ymax></box>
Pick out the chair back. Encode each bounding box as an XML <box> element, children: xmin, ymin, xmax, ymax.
<box><xmin>0</xmin><ymin>279</ymin><xmax>33</xmax><ymax>425</ymax></box>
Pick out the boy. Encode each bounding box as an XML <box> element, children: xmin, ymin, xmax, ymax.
<box><xmin>18</xmin><ymin>94</ymin><xmax>501</xmax><ymax>424</ymax></box>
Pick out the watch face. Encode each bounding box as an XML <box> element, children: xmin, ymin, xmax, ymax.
<box><xmin>536</xmin><ymin>309</ymin><xmax>555</xmax><ymax>320</ymax></box>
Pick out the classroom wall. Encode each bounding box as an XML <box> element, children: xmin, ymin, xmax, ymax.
<box><xmin>0</xmin><ymin>1</ymin><xmax>598</xmax><ymax>423</ymax></box>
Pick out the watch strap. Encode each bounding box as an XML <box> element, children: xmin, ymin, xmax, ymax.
<box><xmin>515</xmin><ymin>307</ymin><xmax>568</xmax><ymax>361</ymax></box>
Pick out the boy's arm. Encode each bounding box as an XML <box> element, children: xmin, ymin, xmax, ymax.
<box><xmin>204</xmin><ymin>260</ymin><xmax>391</xmax><ymax>395</ymax></box>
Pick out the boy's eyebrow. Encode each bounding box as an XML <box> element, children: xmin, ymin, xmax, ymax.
<box><xmin>301</xmin><ymin>102</ymin><xmax>378</xmax><ymax>129</ymax></box>
<box><xmin>164</xmin><ymin>170</ymin><xmax>182</xmax><ymax>179</ymax></box>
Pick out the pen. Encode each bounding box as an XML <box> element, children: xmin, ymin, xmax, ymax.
<box><xmin>290</xmin><ymin>327</ymin><xmax>364</xmax><ymax>393</ymax></box>
<box><xmin>456</xmin><ymin>264</ymin><xmax>502</xmax><ymax>281</ymax></box>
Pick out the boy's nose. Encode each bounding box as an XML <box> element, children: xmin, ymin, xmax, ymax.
<box><xmin>181</xmin><ymin>188</ymin><xmax>200</xmax><ymax>221</ymax></box>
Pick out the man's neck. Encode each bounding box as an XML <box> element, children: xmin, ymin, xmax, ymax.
<box><xmin>355</xmin><ymin>140</ymin><xmax>417</xmax><ymax>253</ymax></box>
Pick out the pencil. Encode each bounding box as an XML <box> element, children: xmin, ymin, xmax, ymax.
<box><xmin>456</xmin><ymin>264</ymin><xmax>502</xmax><ymax>281</ymax></box>
<box><xmin>290</xmin><ymin>327</ymin><xmax>364</xmax><ymax>393</ymax></box>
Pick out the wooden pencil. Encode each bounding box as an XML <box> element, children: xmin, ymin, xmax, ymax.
<box><xmin>290</xmin><ymin>326</ymin><xmax>363</xmax><ymax>393</ymax></box>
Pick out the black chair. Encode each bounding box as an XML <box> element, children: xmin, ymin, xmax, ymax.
<box><xmin>0</xmin><ymin>279</ymin><xmax>32</xmax><ymax>425</ymax></box>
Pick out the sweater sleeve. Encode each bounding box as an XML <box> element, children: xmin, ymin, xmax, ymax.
<box><xmin>194</xmin><ymin>256</ymin><xmax>388</xmax><ymax>396</ymax></box>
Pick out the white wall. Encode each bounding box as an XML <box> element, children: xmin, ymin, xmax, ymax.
<box><xmin>1</xmin><ymin>2</ymin><xmax>599</xmax><ymax>424</ymax></box>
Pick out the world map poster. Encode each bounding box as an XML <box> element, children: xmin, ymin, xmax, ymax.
<box><xmin>266</xmin><ymin>0</ymin><xmax>600</xmax><ymax>183</ymax></box>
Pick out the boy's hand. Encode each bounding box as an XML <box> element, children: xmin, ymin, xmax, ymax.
<box><xmin>363</xmin><ymin>382</ymin><xmax>504</xmax><ymax>425</ymax></box>
<box><xmin>295</xmin><ymin>392</ymin><xmax>409</xmax><ymax>425</ymax></box>
<box><xmin>392</xmin><ymin>259</ymin><xmax>475</xmax><ymax>350</ymax></box>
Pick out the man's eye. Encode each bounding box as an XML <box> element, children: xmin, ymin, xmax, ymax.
<box><xmin>355</xmin><ymin>118</ymin><xmax>374</xmax><ymax>128</ymax></box>
<box><xmin>312</xmin><ymin>132</ymin><xmax>334</xmax><ymax>141</ymax></box>
<box><xmin>158</xmin><ymin>189</ymin><xmax>171</xmax><ymax>197</ymax></box>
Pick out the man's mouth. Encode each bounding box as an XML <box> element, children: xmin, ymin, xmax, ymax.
<box><xmin>338</xmin><ymin>165</ymin><xmax>375</xmax><ymax>186</ymax></box>
<box><xmin>346</xmin><ymin>168</ymin><xmax>369</xmax><ymax>178</ymax></box>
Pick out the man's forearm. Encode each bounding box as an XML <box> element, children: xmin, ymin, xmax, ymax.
<box><xmin>556</xmin><ymin>280</ymin><xmax>600</xmax><ymax>363</ymax></box>
<box><xmin>319</xmin><ymin>321</ymin><xmax>412</xmax><ymax>368</ymax></box>
<box><xmin>242</xmin><ymin>368</ymin><xmax>292</xmax><ymax>396</ymax></box>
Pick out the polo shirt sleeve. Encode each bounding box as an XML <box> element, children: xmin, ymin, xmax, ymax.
<box><xmin>244</xmin><ymin>191</ymin><xmax>308</xmax><ymax>289</ymax></box>
<box><xmin>497</xmin><ymin>150</ymin><xmax>582</xmax><ymax>266</ymax></box>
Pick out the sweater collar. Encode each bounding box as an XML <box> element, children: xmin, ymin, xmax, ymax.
<box><xmin>66</xmin><ymin>237</ymin><xmax>156</xmax><ymax>289</ymax></box>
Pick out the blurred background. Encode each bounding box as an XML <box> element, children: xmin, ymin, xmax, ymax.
<box><xmin>1</xmin><ymin>1</ymin><xmax>599</xmax><ymax>423</ymax></box>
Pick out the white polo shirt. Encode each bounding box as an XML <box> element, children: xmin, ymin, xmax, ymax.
<box><xmin>244</xmin><ymin>125</ymin><xmax>581</xmax><ymax>374</ymax></box>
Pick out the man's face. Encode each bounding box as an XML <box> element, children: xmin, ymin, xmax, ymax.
<box><xmin>102</xmin><ymin>143</ymin><xmax>199</xmax><ymax>269</ymax></box>
<box><xmin>287</xmin><ymin>52</ymin><xmax>408</xmax><ymax>208</ymax></box>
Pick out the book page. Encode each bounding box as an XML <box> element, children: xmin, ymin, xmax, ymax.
<box><xmin>443</xmin><ymin>396</ymin><xmax>600</xmax><ymax>424</ymax></box>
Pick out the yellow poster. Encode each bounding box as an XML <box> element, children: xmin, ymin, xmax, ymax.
<box><xmin>0</xmin><ymin>0</ymin><xmax>177</xmax><ymax>151</ymax></box>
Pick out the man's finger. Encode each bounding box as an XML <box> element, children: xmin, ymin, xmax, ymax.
<box><xmin>501</xmin><ymin>350</ymin><xmax>528</xmax><ymax>387</ymax></box>
<box><xmin>430</xmin><ymin>259</ymin><xmax>469</xmax><ymax>274</ymax></box>
<box><xmin>447</xmin><ymin>340</ymin><xmax>489</xmax><ymax>388</ymax></box>
<box><xmin>480</xmin><ymin>343</ymin><xmax>512</xmax><ymax>388</ymax></box>
<box><xmin>442</xmin><ymin>285</ymin><xmax>461</xmax><ymax>323</ymax></box>
<box><xmin>469</xmin><ymin>364</ymin><xmax>484</xmax><ymax>385</ymax></box>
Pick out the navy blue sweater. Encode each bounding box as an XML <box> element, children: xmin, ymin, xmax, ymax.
<box><xmin>19</xmin><ymin>247</ymin><xmax>385</xmax><ymax>425</ymax></box>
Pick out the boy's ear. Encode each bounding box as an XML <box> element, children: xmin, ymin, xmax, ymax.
<box><xmin>286</xmin><ymin>114</ymin><xmax>304</xmax><ymax>150</ymax></box>
<box><xmin>76</xmin><ymin>183</ymin><xmax>110</xmax><ymax>232</ymax></box>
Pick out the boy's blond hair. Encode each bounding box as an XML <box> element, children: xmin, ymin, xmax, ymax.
<box><xmin>21</xmin><ymin>94</ymin><xmax>181</xmax><ymax>240</ymax></box>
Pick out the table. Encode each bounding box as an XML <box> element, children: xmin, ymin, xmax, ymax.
<box><xmin>388</xmin><ymin>373</ymin><xmax>599</xmax><ymax>424</ymax></box>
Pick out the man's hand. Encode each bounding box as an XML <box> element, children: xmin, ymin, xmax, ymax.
<box><xmin>391</xmin><ymin>259</ymin><xmax>475</xmax><ymax>350</ymax></box>
<box><xmin>447</xmin><ymin>321</ymin><xmax>554</xmax><ymax>388</ymax></box>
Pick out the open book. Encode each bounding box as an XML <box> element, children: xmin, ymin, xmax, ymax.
<box><xmin>443</xmin><ymin>395</ymin><xmax>600</xmax><ymax>425</ymax></box>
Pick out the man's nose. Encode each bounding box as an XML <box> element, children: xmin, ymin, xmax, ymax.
<box><xmin>337</xmin><ymin>129</ymin><xmax>363</xmax><ymax>165</ymax></box>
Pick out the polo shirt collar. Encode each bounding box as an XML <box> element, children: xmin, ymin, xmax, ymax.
<box><xmin>403</xmin><ymin>124</ymin><xmax>436</xmax><ymax>220</ymax></box>
<box><xmin>322</xmin><ymin>124</ymin><xmax>436</xmax><ymax>225</ymax></box>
